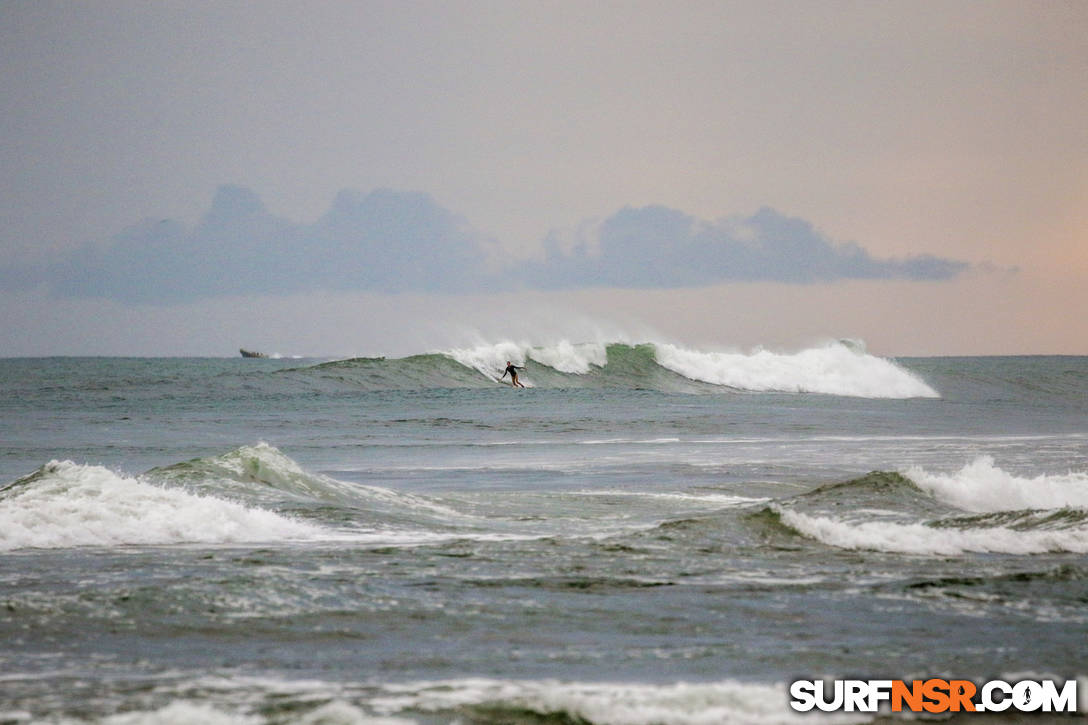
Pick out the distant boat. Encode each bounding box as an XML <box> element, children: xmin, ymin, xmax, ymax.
<box><xmin>239</xmin><ymin>348</ymin><xmax>268</xmax><ymax>358</ymax></box>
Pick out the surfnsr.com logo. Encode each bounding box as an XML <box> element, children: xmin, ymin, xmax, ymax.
<box><xmin>789</xmin><ymin>678</ymin><xmax>1079</xmax><ymax>714</ymax></box>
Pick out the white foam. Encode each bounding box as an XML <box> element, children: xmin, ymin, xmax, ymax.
<box><xmin>292</xmin><ymin>701</ymin><xmax>416</xmax><ymax>725</ymax></box>
<box><xmin>101</xmin><ymin>701</ymin><xmax>261</xmax><ymax>725</ymax></box>
<box><xmin>579</xmin><ymin>437</ymin><xmax>681</xmax><ymax>445</ymax></box>
<box><xmin>777</xmin><ymin>506</ymin><xmax>1088</xmax><ymax>556</ymax></box>
<box><xmin>571</xmin><ymin>490</ymin><xmax>769</xmax><ymax>508</ymax></box>
<box><xmin>905</xmin><ymin>456</ymin><xmax>1088</xmax><ymax>512</ymax></box>
<box><xmin>370</xmin><ymin>677</ymin><xmax>867</xmax><ymax>725</ymax></box>
<box><xmin>444</xmin><ymin>339</ymin><xmax>606</xmax><ymax>378</ymax></box>
<box><xmin>653</xmin><ymin>341</ymin><xmax>938</xmax><ymax>398</ymax></box>
<box><xmin>0</xmin><ymin>461</ymin><xmax>327</xmax><ymax>551</ymax></box>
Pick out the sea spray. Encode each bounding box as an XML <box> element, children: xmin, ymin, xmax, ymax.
<box><xmin>446</xmin><ymin>341</ymin><xmax>532</xmax><ymax>380</ymax></box>
<box><xmin>526</xmin><ymin>340</ymin><xmax>608</xmax><ymax>374</ymax></box>
<box><xmin>445</xmin><ymin>340</ymin><xmax>609</xmax><ymax>378</ymax></box>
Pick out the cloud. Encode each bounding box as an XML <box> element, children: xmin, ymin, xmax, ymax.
<box><xmin>516</xmin><ymin>205</ymin><xmax>968</xmax><ymax>288</ymax></box>
<box><xmin>39</xmin><ymin>186</ymin><xmax>494</xmax><ymax>304</ymax></box>
<box><xmin>9</xmin><ymin>187</ymin><xmax>968</xmax><ymax>304</ymax></box>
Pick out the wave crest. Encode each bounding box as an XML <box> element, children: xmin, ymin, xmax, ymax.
<box><xmin>152</xmin><ymin>442</ymin><xmax>366</xmax><ymax>505</ymax></box>
<box><xmin>151</xmin><ymin>443</ymin><xmax>468</xmax><ymax>525</ymax></box>
<box><xmin>449</xmin><ymin>339</ymin><xmax>938</xmax><ymax>397</ymax></box>
<box><xmin>296</xmin><ymin>340</ymin><xmax>938</xmax><ymax>398</ymax></box>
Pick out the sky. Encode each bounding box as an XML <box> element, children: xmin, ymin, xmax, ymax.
<box><xmin>1</xmin><ymin>0</ymin><xmax>1086</xmax><ymax>357</ymax></box>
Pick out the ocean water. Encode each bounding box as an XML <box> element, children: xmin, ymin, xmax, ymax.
<box><xmin>1</xmin><ymin>341</ymin><xmax>1086</xmax><ymax>724</ymax></box>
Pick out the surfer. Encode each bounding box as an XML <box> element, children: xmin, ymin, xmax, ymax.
<box><xmin>501</xmin><ymin>361</ymin><xmax>526</xmax><ymax>388</ymax></box>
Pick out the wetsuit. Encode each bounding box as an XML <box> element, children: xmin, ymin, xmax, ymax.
<box><xmin>502</xmin><ymin>364</ymin><xmax>524</xmax><ymax>386</ymax></box>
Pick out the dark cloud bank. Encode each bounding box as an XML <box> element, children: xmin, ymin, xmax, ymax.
<box><xmin>11</xmin><ymin>186</ymin><xmax>968</xmax><ymax>304</ymax></box>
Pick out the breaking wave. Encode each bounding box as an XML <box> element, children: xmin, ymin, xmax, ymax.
<box><xmin>296</xmin><ymin>340</ymin><xmax>937</xmax><ymax>398</ymax></box>
<box><xmin>653</xmin><ymin>342</ymin><xmax>936</xmax><ymax>397</ymax></box>
<box><xmin>0</xmin><ymin>459</ymin><xmax>326</xmax><ymax>551</ymax></box>
<box><xmin>905</xmin><ymin>455</ymin><xmax>1088</xmax><ymax>512</ymax></box>
<box><xmin>768</xmin><ymin>459</ymin><xmax>1088</xmax><ymax>556</ymax></box>
<box><xmin>0</xmin><ymin>443</ymin><xmax>493</xmax><ymax>552</ymax></box>
<box><xmin>773</xmin><ymin>506</ymin><xmax>1088</xmax><ymax>556</ymax></box>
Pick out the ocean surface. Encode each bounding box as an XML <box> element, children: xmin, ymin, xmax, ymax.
<box><xmin>1</xmin><ymin>341</ymin><xmax>1086</xmax><ymax>724</ymax></box>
